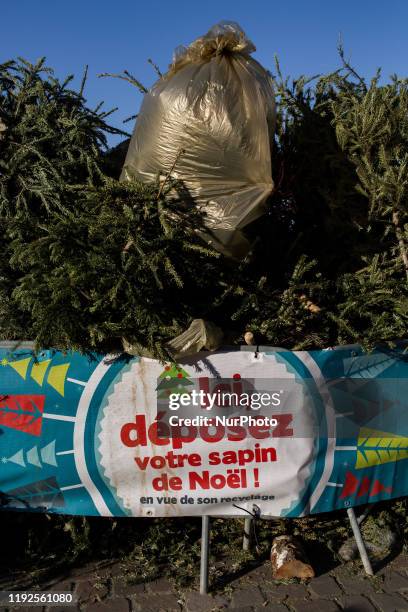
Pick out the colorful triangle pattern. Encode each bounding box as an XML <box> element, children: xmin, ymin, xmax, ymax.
<box><xmin>47</xmin><ymin>364</ymin><xmax>70</xmax><ymax>396</ymax></box>
<box><xmin>355</xmin><ymin>427</ymin><xmax>408</xmax><ymax>469</ymax></box>
<box><xmin>31</xmin><ymin>359</ymin><xmax>51</xmax><ymax>386</ymax></box>
<box><xmin>9</xmin><ymin>357</ymin><xmax>31</xmax><ymax>380</ymax></box>
<box><xmin>339</xmin><ymin>471</ymin><xmax>392</xmax><ymax>499</ymax></box>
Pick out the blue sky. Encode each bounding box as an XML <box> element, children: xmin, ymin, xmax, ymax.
<box><xmin>2</xmin><ymin>1</ymin><xmax>407</xmax><ymax>145</ymax></box>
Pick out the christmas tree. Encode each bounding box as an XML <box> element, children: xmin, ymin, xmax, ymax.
<box><xmin>0</xmin><ymin>51</ymin><xmax>407</xmax><ymax>357</ymax></box>
<box><xmin>156</xmin><ymin>364</ymin><xmax>194</xmax><ymax>399</ymax></box>
<box><xmin>1</xmin><ymin>43</ymin><xmax>407</xmax><ymax>579</ymax></box>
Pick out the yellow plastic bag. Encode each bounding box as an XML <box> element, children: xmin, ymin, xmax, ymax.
<box><xmin>121</xmin><ymin>21</ymin><xmax>275</xmax><ymax>258</ymax></box>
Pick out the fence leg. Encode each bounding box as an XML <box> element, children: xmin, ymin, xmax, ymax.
<box><xmin>357</xmin><ymin>503</ymin><xmax>376</xmax><ymax>526</ymax></box>
<box><xmin>347</xmin><ymin>507</ymin><xmax>374</xmax><ymax>576</ymax></box>
<box><xmin>243</xmin><ymin>516</ymin><xmax>253</xmax><ymax>551</ymax></box>
<box><xmin>200</xmin><ymin>515</ymin><xmax>210</xmax><ymax>594</ymax></box>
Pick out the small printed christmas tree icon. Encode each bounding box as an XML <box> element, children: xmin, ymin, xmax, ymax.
<box><xmin>156</xmin><ymin>364</ymin><xmax>194</xmax><ymax>399</ymax></box>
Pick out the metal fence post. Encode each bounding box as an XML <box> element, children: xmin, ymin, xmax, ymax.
<box><xmin>200</xmin><ymin>515</ymin><xmax>210</xmax><ymax>594</ymax></box>
<box><xmin>347</xmin><ymin>507</ymin><xmax>374</xmax><ymax>576</ymax></box>
<box><xmin>243</xmin><ymin>516</ymin><xmax>253</xmax><ymax>551</ymax></box>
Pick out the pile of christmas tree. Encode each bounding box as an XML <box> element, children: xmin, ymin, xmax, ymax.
<box><xmin>0</xmin><ymin>49</ymin><xmax>407</xmax><ymax>358</ymax></box>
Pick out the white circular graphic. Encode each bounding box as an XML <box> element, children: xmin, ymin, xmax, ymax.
<box><xmin>96</xmin><ymin>351</ymin><xmax>319</xmax><ymax>517</ymax></box>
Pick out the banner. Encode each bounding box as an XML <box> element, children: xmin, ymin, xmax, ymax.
<box><xmin>0</xmin><ymin>343</ymin><xmax>407</xmax><ymax>517</ymax></box>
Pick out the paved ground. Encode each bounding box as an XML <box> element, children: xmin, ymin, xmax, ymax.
<box><xmin>3</xmin><ymin>552</ymin><xmax>408</xmax><ymax>612</ymax></box>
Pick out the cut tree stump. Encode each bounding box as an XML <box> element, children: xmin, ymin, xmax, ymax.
<box><xmin>270</xmin><ymin>535</ymin><xmax>315</xmax><ymax>580</ymax></box>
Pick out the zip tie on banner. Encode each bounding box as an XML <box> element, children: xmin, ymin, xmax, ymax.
<box><xmin>233</xmin><ymin>503</ymin><xmax>262</xmax><ymax>552</ymax></box>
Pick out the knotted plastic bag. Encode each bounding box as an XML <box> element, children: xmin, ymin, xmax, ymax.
<box><xmin>120</xmin><ymin>21</ymin><xmax>275</xmax><ymax>258</ymax></box>
<box><xmin>166</xmin><ymin>319</ymin><xmax>224</xmax><ymax>359</ymax></box>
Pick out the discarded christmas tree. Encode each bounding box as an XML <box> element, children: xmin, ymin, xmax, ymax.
<box><xmin>1</xmin><ymin>41</ymin><xmax>408</xmax><ymax>586</ymax></box>
<box><xmin>0</xmin><ymin>51</ymin><xmax>407</xmax><ymax>357</ymax></box>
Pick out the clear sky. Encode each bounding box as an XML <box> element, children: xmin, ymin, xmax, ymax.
<box><xmin>2</xmin><ymin>0</ymin><xmax>407</xmax><ymax>145</ymax></box>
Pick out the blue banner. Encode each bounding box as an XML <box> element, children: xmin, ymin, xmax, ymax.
<box><xmin>0</xmin><ymin>343</ymin><xmax>407</xmax><ymax>517</ymax></box>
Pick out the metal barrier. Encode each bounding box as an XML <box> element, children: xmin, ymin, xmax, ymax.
<box><xmin>199</xmin><ymin>508</ymin><xmax>373</xmax><ymax>594</ymax></box>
